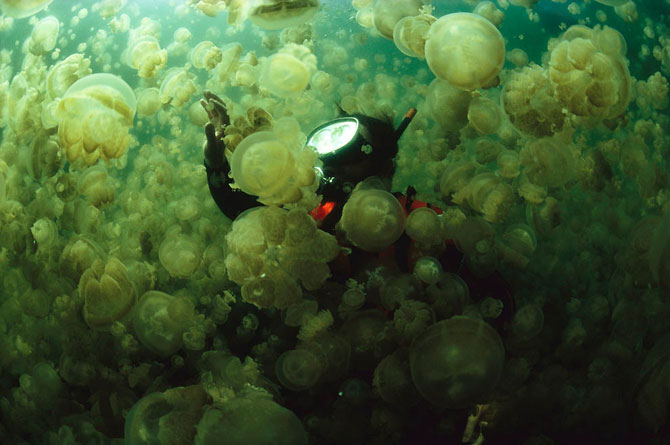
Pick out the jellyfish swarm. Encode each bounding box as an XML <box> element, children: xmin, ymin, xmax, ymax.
<box><xmin>55</xmin><ymin>73</ymin><xmax>136</xmax><ymax>166</ymax></box>
<box><xmin>424</xmin><ymin>13</ymin><xmax>505</xmax><ymax>91</ymax></box>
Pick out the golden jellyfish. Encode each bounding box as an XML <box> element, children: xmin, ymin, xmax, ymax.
<box><xmin>371</xmin><ymin>0</ymin><xmax>424</xmax><ymax>40</ymax></box>
<box><xmin>548</xmin><ymin>25</ymin><xmax>631</xmax><ymax>121</ymax></box>
<box><xmin>260</xmin><ymin>43</ymin><xmax>316</xmax><ymax>98</ymax></box>
<box><xmin>230</xmin><ymin>117</ymin><xmax>318</xmax><ymax>207</ymax></box>
<box><xmin>501</xmin><ymin>64</ymin><xmax>566</xmax><ymax>137</ymax></box>
<box><xmin>392</xmin><ymin>13</ymin><xmax>435</xmax><ymax>59</ymax></box>
<box><xmin>55</xmin><ymin>73</ymin><xmax>137</xmax><ymax>166</ymax></box>
<box><xmin>132</xmin><ymin>291</ymin><xmax>195</xmax><ymax>356</ymax></box>
<box><xmin>28</xmin><ymin>16</ymin><xmax>59</xmax><ymax>56</ymax></box>
<box><xmin>410</xmin><ymin>316</ymin><xmax>504</xmax><ymax>408</ymax></box>
<box><xmin>189</xmin><ymin>41</ymin><xmax>223</xmax><ymax>70</ymax></box>
<box><xmin>0</xmin><ymin>0</ymin><xmax>52</xmax><ymax>18</ymax></box>
<box><xmin>425</xmin><ymin>13</ymin><xmax>505</xmax><ymax>91</ymax></box>
<box><xmin>249</xmin><ymin>0</ymin><xmax>320</xmax><ymax>30</ymax></box>
<box><xmin>136</xmin><ymin>87</ymin><xmax>162</xmax><ymax>117</ymax></box>
<box><xmin>46</xmin><ymin>53</ymin><xmax>92</xmax><ymax>101</ymax></box>
<box><xmin>123</xmin><ymin>36</ymin><xmax>168</xmax><ymax>79</ymax></box>
<box><xmin>158</xmin><ymin>231</ymin><xmax>203</xmax><ymax>279</ymax></box>
<box><xmin>191</xmin><ymin>0</ymin><xmax>228</xmax><ymax>17</ymax></box>
<box><xmin>425</xmin><ymin>78</ymin><xmax>472</xmax><ymax>132</ymax></box>
<box><xmin>159</xmin><ymin>67</ymin><xmax>197</xmax><ymax>107</ymax></box>
<box><xmin>339</xmin><ymin>184</ymin><xmax>406</xmax><ymax>252</ymax></box>
<box><xmin>506</xmin><ymin>48</ymin><xmax>529</xmax><ymax>67</ymax></box>
<box><xmin>80</xmin><ymin>257</ymin><xmax>136</xmax><ymax>330</ymax></box>
<box><xmin>467</xmin><ymin>96</ymin><xmax>502</xmax><ymax>135</ymax></box>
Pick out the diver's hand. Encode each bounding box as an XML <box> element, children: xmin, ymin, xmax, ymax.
<box><xmin>200</xmin><ymin>90</ymin><xmax>229</xmax><ymax>170</ymax></box>
<box><xmin>200</xmin><ymin>90</ymin><xmax>230</xmax><ymax>136</ymax></box>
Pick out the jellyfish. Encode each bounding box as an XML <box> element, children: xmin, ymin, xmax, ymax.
<box><xmin>230</xmin><ymin>117</ymin><xmax>318</xmax><ymax>207</ymax></box>
<box><xmin>339</xmin><ymin>184</ymin><xmax>406</xmax><ymax>252</ymax></box>
<box><xmin>249</xmin><ymin>0</ymin><xmax>320</xmax><ymax>30</ymax></box>
<box><xmin>28</xmin><ymin>16</ymin><xmax>59</xmax><ymax>56</ymax></box>
<box><xmin>55</xmin><ymin>73</ymin><xmax>137</xmax><ymax>166</ymax></box>
<box><xmin>259</xmin><ymin>43</ymin><xmax>316</xmax><ymax>98</ymax></box>
<box><xmin>392</xmin><ymin>13</ymin><xmax>435</xmax><ymax>59</ymax></box>
<box><xmin>410</xmin><ymin>316</ymin><xmax>505</xmax><ymax>408</ymax></box>
<box><xmin>136</xmin><ymin>87</ymin><xmax>162</xmax><ymax>117</ymax></box>
<box><xmin>371</xmin><ymin>0</ymin><xmax>424</xmax><ymax>40</ymax></box>
<box><xmin>159</xmin><ymin>67</ymin><xmax>197</xmax><ymax>107</ymax></box>
<box><xmin>0</xmin><ymin>0</ymin><xmax>53</xmax><ymax>18</ymax></box>
<box><xmin>123</xmin><ymin>36</ymin><xmax>167</xmax><ymax>79</ymax></box>
<box><xmin>424</xmin><ymin>12</ymin><xmax>505</xmax><ymax>91</ymax></box>
<box><xmin>189</xmin><ymin>41</ymin><xmax>223</xmax><ymax>70</ymax></box>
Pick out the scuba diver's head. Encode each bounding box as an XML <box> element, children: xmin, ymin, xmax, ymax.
<box><xmin>307</xmin><ymin>108</ymin><xmax>416</xmax><ymax>204</ymax></box>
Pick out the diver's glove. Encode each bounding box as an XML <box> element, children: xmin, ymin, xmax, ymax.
<box><xmin>200</xmin><ymin>90</ymin><xmax>259</xmax><ymax>220</ymax></box>
<box><xmin>200</xmin><ymin>90</ymin><xmax>230</xmax><ymax>171</ymax></box>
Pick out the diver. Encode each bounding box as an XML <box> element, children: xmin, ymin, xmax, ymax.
<box><xmin>200</xmin><ymin>90</ymin><xmax>416</xmax><ymax>231</ymax></box>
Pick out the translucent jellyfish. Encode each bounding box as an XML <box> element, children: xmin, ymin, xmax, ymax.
<box><xmin>260</xmin><ymin>43</ymin><xmax>316</xmax><ymax>98</ymax></box>
<box><xmin>249</xmin><ymin>0</ymin><xmax>320</xmax><ymax>30</ymax></box>
<box><xmin>191</xmin><ymin>0</ymin><xmax>228</xmax><ymax>17</ymax></box>
<box><xmin>371</xmin><ymin>0</ymin><xmax>424</xmax><ymax>40</ymax></box>
<box><xmin>230</xmin><ymin>117</ymin><xmax>318</xmax><ymax>206</ymax></box>
<box><xmin>195</xmin><ymin>392</ymin><xmax>308</xmax><ymax>445</ymax></box>
<box><xmin>519</xmin><ymin>137</ymin><xmax>576</xmax><ymax>188</ymax></box>
<box><xmin>209</xmin><ymin>42</ymin><xmax>242</xmax><ymax>88</ymax></box>
<box><xmin>410</xmin><ymin>316</ymin><xmax>505</xmax><ymax>408</ymax></box>
<box><xmin>425</xmin><ymin>78</ymin><xmax>472</xmax><ymax>131</ymax></box>
<box><xmin>0</xmin><ymin>0</ymin><xmax>53</xmax><ymax>18</ymax></box>
<box><xmin>79</xmin><ymin>257</ymin><xmax>136</xmax><ymax>330</ymax></box>
<box><xmin>473</xmin><ymin>1</ymin><xmax>504</xmax><ymax>28</ymax></box>
<box><xmin>55</xmin><ymin>73</ymin><xmax>137</xmax><ymax>166</ymax></box>
<box><xmin>467</xmin><ymin>96</ymin><xmax>502</xmax><ymax>135</ymax></box>
<box><xmin>506</xmin><ymin>48</ymin><xmax>529</xmax><ymax>67</ymax></box>
<box><xmin>425</xmin><ymin>13</ymin><xmax>505</xmax><ymax>91</ymax></box>
<box><xmin>46</xmin><ymin>53</ymin><xmax>92</xmax><ymax>101</ymax></box>
<box><xmin>158</xmin><ymin>232</ymin><xmax>202</xmax><ymax>278</ymax></box>
<box><xmin>501</xmin><ymin>65</ymin><xmax>565</xmax><ymax>137</ymax></box>
<box><xmin>189</xmin><ymin>41</ymin><xmax>223</xmax><ymax>70</ymax></box>
<box><xmin>392</xmin><ymin>13</ymin><xmax>435</xmax><ymax>58</ymax></box>
<box><xmin>136</xmin><ymin>87</ymin><xmax>162</xmax><ymax>117</ymax></box>
<box><xmin>133</xmin><ymin>291</ymin><xmax>195</xmax><ymax>356</ymax></box>
<box><xmin>123</xmin><ymin>36</ymin><xmax>167</xmax><ymax>78</ymax></box>
<box><xmin>159</xmin><ymin>67</ymin><xmax>197</xmax><ymax>107</ymax></box>
<box><xmin>339</xmin><ymin>185</ymin><xmax>406</xmax><ymax>252</ymax></box>
<box><xmin>405</xmin><ymin>207</ymin><xmax>442</xmax><ymax>246</ymax></box>
<box><xmin>28</xmin><ymin>16</ymin><xmax>59</xmax><ymax>56</ymax></box>
<box><xmin>275</xmin><ymin>348</ymin><xmax>323</xmax><ymax>390</ymax></box>
<box><xmin>548</xmin><ymin>25</ymin><xmax>631</xmax><ymax>121</ymax></box>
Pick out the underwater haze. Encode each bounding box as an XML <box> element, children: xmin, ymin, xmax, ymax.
<box><xmin>1</xmin><ymin>0</ymin><xmax>670</xmax><ymax>444</ymax></box>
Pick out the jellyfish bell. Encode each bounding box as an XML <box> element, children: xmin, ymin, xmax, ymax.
<box><xmin>392</xmin><ymin>13</ymin><xmax>436</xmax><ymax>58</ymax></box>
<box><xmin>249</xmin><ymin>0</ymin><xmax>320</xmax><ymax>30</ymax></box>
<box><xmin>55</xmin><ymin>73</ymin><xmax>137</xmax><ymax>165</ymax></box>
<box><xmin>0</xmin><ymin>0</ymin><xmax>53</xmax><ymax>18</ymax></box>
<box><xmin>424</xmin><ymin>12</ymin><xmax>505</xmax><ymax>91</ymax></box>
<box><xmin>259</xmin><ymin>44</ymin><xmax>316</xmax><ymax>98</ymax></box>
<box><xmin>29</xmin><ymin>15</ymin><xmax>59</xmax><ymax>55</ymax></box>
<box><xmin>371</xmin><ymin>0</ymin><xmax>425</xmax><ymax>40</ymax></box>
